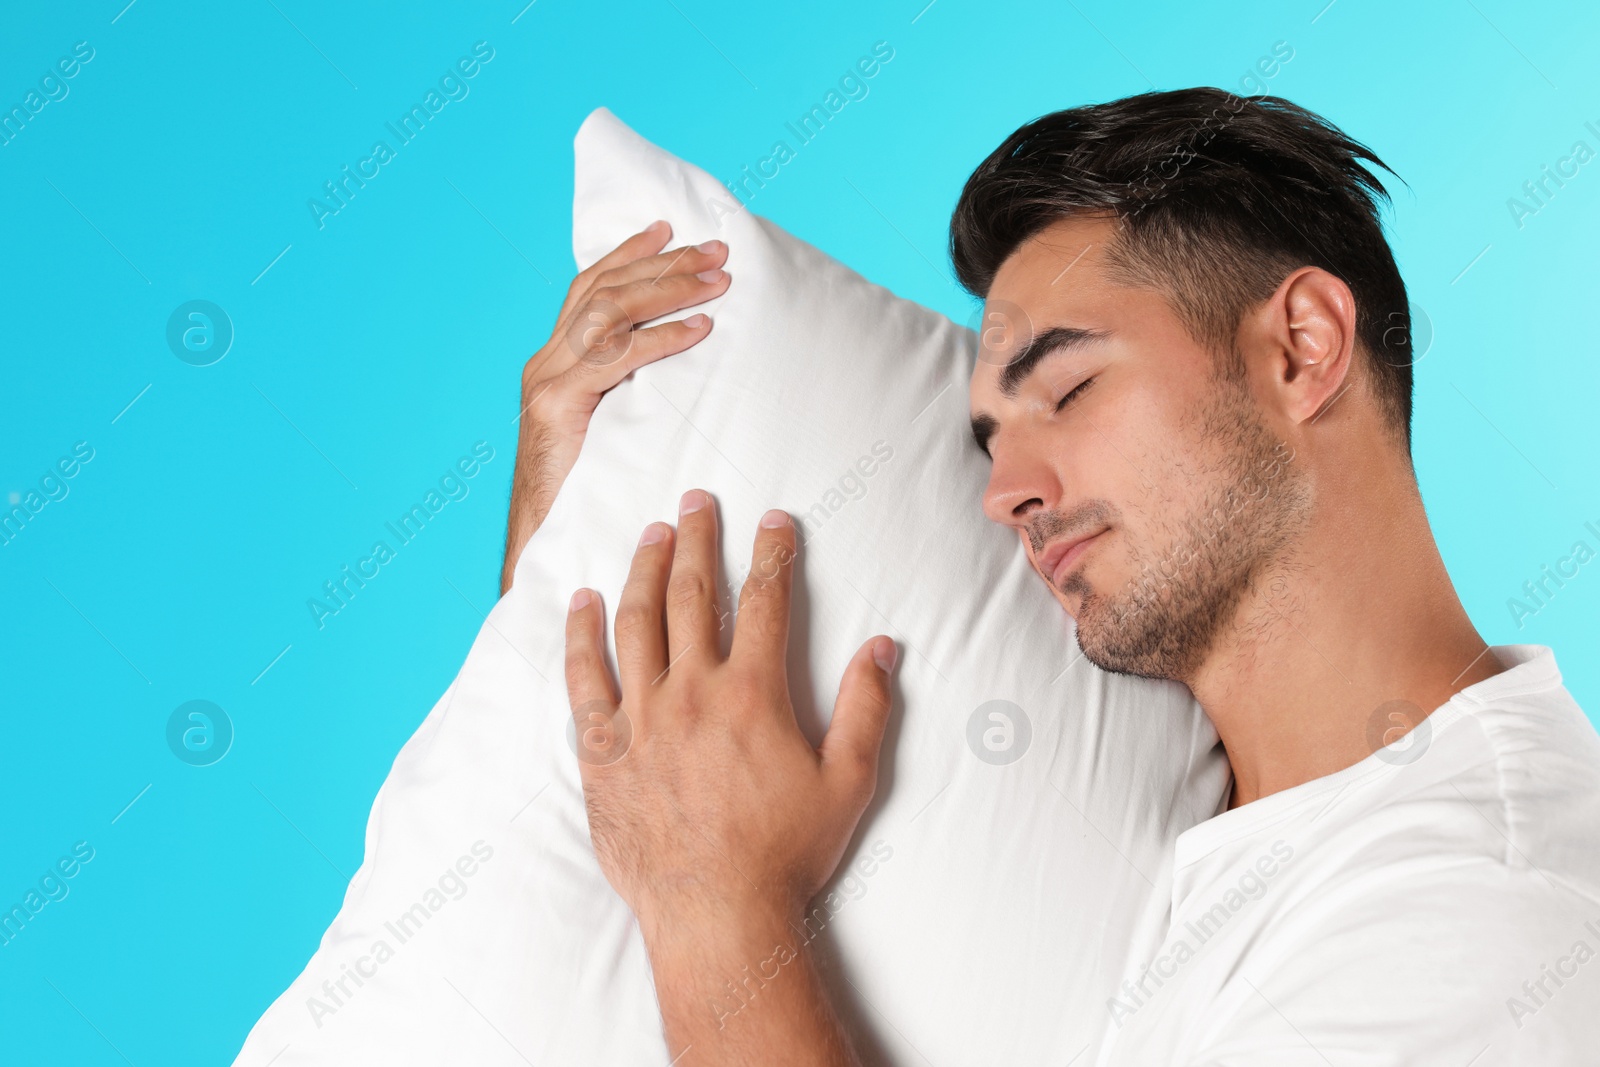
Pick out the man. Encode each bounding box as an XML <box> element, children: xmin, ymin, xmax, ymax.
<box><xmin>509</xmin><ymin>89</ymin><xmax>1600</xmax><ymax>1063</ymax></box>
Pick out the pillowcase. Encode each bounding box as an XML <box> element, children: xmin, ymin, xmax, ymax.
<box><xmin>231</xmin><ymin>107</ymin><xmax>1228</xmax><ymax>1066</ymax></box>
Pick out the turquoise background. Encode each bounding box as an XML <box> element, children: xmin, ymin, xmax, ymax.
<box><xmin>2</xmin><ymin>0</ymin><xmax>1596</xmax><ymax>1062</ymax></box>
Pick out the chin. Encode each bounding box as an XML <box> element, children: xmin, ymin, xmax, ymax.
<box><xmin>1039</xmin><ymin>574</ymin><xmax>1083</xmax><ymax>621</ymax></box>
<box><xmin>1052</xmin><ymin>569</ymin><xmax>1098</xmax><ymax>619</ymax></box>
<box><xmin>1065</xmin><ymin>586</ymin><xmax>1172</xmax><ymax>682</ymax></box>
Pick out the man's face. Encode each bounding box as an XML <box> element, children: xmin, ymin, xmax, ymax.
<box><xmin>968</xmin><ymin>216</ymin><xmax>1307</xmax><ymax>682</ymax></box>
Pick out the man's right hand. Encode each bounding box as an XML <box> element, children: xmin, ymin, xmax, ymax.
<box><xmin>501</xmin><ymin>220</ymin><xmax>730</xmax><ymax>593</ymax></box>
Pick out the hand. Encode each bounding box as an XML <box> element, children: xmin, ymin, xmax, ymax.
<box><xmin>501</xmin><ymin>222</ymin><xmax>731</xmax><ymax>593</ymax></box>
<box><xmin>562</xmin><ymin>490</ymin><xmax>898</xmax><ymax>942</ymax></box>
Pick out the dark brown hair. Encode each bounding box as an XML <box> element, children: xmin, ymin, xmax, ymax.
<box><xmin>950</xmin><ymin>88</ymin><xmax>1413</xmax><ymax>445</ymax></box>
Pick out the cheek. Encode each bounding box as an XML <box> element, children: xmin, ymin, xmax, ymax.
<box><xmin>1074</xmin><ymin>383</ymin><xmax>1176</xmax><ymax>506</ymax></box>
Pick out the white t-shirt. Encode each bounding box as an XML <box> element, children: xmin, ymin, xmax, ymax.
<box><xmin>1097</xmin><ymin>645</ymin><xmax>1600</xmax><ymax>1066</ymax></box>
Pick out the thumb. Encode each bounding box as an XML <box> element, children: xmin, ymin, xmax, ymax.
<box><xmin>820</xmin><ymin>636</ymin><xmax>897</xmax><ymax>799</ymax></box>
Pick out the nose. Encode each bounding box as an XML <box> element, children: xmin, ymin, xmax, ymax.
<box><xmin>983</xmin><ymin>440</ymin><xmax>1060</xmax><ymax>526</ymax></box>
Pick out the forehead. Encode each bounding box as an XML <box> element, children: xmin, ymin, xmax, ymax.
<box><xmin>970</xmin><ymin>215</ymin><xmax>1202</xmax><ymax>401</ymax></box>
<box><xmin>987</xmin><ymin>214</ymin><xmax>1124</xmax><ymax>310</ymax></box>
<box><xmin>969</xmin><ymin>216</ymin><xmax>1123</xmax><ymax>394</ymax></box>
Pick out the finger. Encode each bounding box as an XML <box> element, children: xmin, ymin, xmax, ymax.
<box><xmin>730</xmin><ymin>510</ymin><xmax>797</xmax><ymax>682</ymax></box>
<box><xmin>558</xmin><ymin>238</ymin><xmax>726</xmax><ymax>336</ymax></box>
<box><xmin>569</xmin><ymin>269</ymin><xmax>730</xmax><ymax>373</ymax></box>
<box><xmin>559</xmin><ymin>221</ymin><xmax>674</xmax><ymax>322</ymax></box>
<box><xmin>562</xmin><ymin>268</ymin><xmax>728</xmax><ymax>377</ymax></box>
<box><xmin>666</xmin><ymin>489</ymin><xmax>722</xmax><ymax>668</ymax></box>
<box><xmin>565</xmin><ymin>589</ymin><xmax>637</xmax><ymax>769</ymax></box>
<box><xmin>820</xmin><ymin>637</ymin><xmax>897</xmax><ymax>802</ymax></box>
<box><xmin>613</xmin><ymin>314</ymin><xmax>715</xmax><ymax>377</ymax></box>
<box><xmin>615</xmin><ymin>521</ymin><xmax>674</xmax><ymax>692</ymax></box>
<box><xmin>587</xmin><ymin>238</ymin><xmax>728</xmax><ymax>295</ymax></box>
<box><xmin>564</xmin><ymin>587</ymin><xmax>615</xmax><ymax>701</ymax></box>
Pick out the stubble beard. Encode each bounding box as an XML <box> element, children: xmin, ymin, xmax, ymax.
<box><xmin>1063</xmin><ymin>377</ymin><xmax>1308</xmax><ymax>683</ymax></box>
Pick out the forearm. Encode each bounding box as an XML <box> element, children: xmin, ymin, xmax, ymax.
<box><xmin>644</xmin><ymin>904</ymin><xmax>861</xmax><ymax>1067</ymax></box>
<box><xmin>500</xmin><ymin>416</ymin><xmax>564</xmax><ymax>595</ymax></box>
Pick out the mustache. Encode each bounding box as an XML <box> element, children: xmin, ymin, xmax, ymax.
<box><xmin>1026</xmin><ymin>500</ymin><xmax>1115</xmax><ymax>556</ymax></box>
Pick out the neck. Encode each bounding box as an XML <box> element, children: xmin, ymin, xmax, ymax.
<box><xmin>1187</xmin><ymin>453</ymin><xmax>1502</xmax><ymax>808</ymax></box>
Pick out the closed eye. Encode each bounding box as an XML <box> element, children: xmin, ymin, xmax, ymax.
<box><xmin>1055</xmin><ymin>376</ymin><xmax>1096</xmax><ymax>412</ymax></box>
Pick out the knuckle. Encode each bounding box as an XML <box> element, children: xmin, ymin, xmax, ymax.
<box><xmin>614</xmin><ymin>603</ymin><xmax>658</xmax><ymax>643</ymax></box>
<box><xmin>718</xmin><ymin>671</ymin><xmax>764</xmax><ymax>713</ymax></box>
<box><xmin>524</xmin><ymin>385</ymin><xmax>562</xmax><ymax>420</ymax></box>
<box><xmin>674</xmin><ymin>270</ymin><xmax>711</xmax><ymax>295</ymax></box>
<box><xmin>837</xmin><ymin>752</ymin><xmax>879</xmax><ymax>799</ymax></box>
<box><xmin>667</xmin><ymin>572</ymin><xmax>712</xmax><ymax>614</ymax></box>
<box><xmin>851</xmin><ymin>764</ymin><xmax>880</xmax><ymax>803</ymax></box>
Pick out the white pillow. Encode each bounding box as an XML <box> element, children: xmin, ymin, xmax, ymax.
<box><xmin>231</xmin><ymin>108</ymin><xmax>1228</xmax><ymax>1067</ymax></box>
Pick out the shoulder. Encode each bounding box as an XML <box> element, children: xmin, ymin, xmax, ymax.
<box><xmin>1191</xmin><ymin>652</ymin><xmax>1600</xmax><ymax>1064</ymax></box>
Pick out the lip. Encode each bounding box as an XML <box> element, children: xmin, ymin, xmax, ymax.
<box><xmin>1036</xmin><ymin>528</ymin><xmax>1107</xmax><ymax>588</ymax></box>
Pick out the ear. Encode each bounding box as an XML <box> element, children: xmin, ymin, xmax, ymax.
<box><xmin>1250</xmin><ymin>267</ymin><xmax>1358</xmax><ymax>427</ymax></box>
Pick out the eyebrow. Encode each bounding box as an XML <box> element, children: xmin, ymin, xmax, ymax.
<box><xmin>970</xmin><ymin>324</ymin><xmax>1111</xmax><ymax>455</ymax></box>
<box><xmin>996</xmin><ymin>325</ymin><xmax>1111</xmax><ymax>398</ymax></box>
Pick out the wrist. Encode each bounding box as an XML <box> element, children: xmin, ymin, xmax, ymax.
<box><xmin>641</xmin><ymin>896</ymin><xmax>818</xmax><ymax>1040</ymax></box>
<box><xmin>638</xmin><ymin>889</ymin><xmax>804</xmax><ymax>974</ymax></box>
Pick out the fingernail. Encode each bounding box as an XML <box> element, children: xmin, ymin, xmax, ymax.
<box><xmin>680</xmin><ymin>490</ymin><xmax>707</xmax><ymax>515</ymax></box>
<box><xmin>639</xmin><ymin>522</ymin><xmax>667</xmax><ymax>546</ymax></box>
<box><xmin>696</xmin><ymin>240</ymin><xmax>722</xmax><ymax>253</ymax></box>
<box><xmin>760</xmin><ymin>508</ymin><xmax>790</xmax><ymax>529</ymax></box>
<box><xmin>696</xmin><ymin>268</ymin><xmax>725</xmax><ymax>283</ymax></box>
<box><xmin>684</xmin><ymin>313</ymin><xmax>709</xmax><ymax>328</ymax></box>
<box><xmin>647</xmin><ymin>219</ymin><xmax>669</xmax><ymax>233</ymax></box>
<box><xmin>873</xmin><ymin>637</ymin><xmax>898</xmax><ymax>673</ymax></box>
<box><xmin>570</xmin><ymin>588</ymin><xmax>593</xmax><ymax>611</ymax></box>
